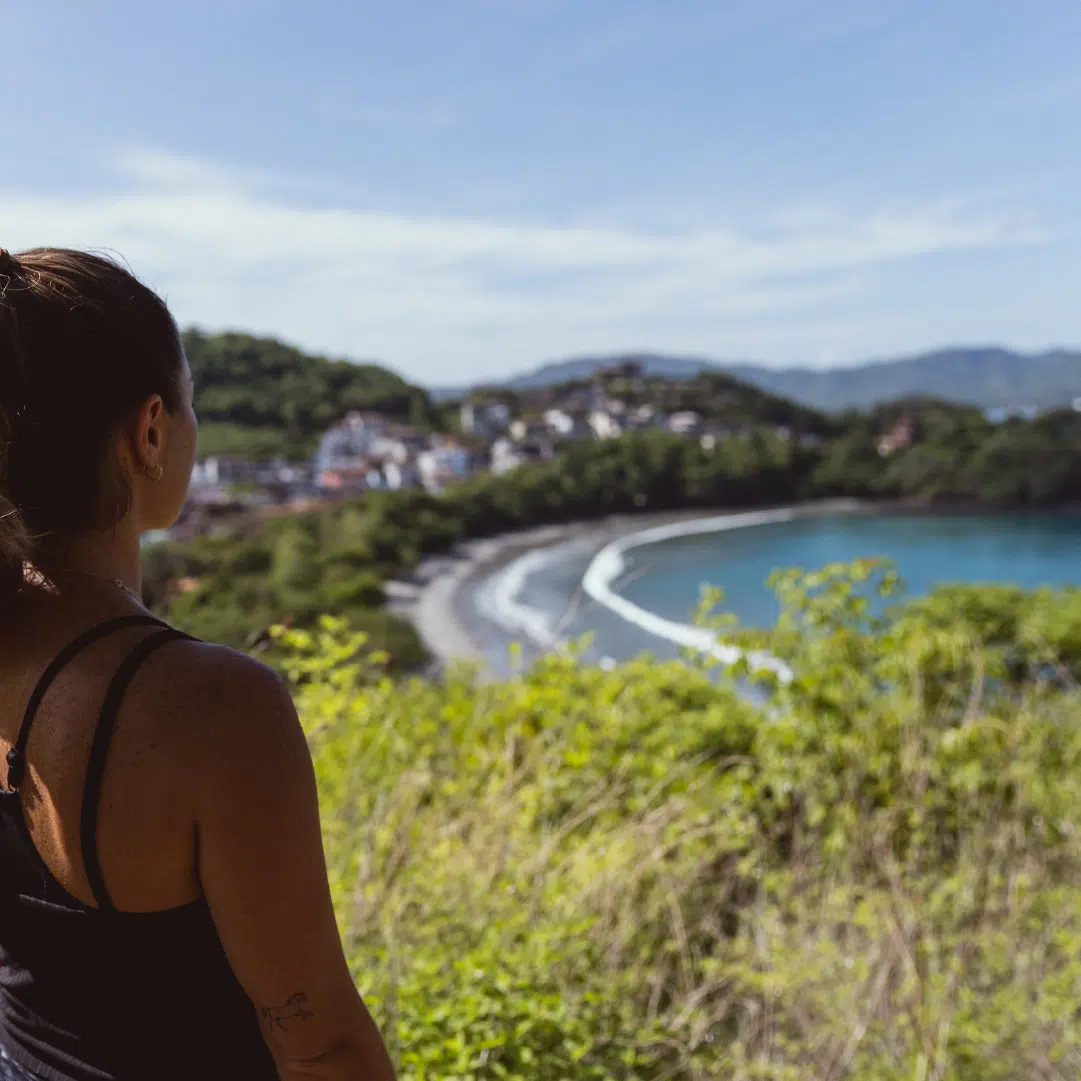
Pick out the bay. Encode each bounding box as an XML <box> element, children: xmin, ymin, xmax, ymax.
<box><xmin>620</xmin><ymin>511</ymin><xmax>1081</xmax><ymax>630</ymax></box>
<box><xmin>463</xmin><ymin>511</ymin><xmax>1081</xmax><ymax>673</ymax></box>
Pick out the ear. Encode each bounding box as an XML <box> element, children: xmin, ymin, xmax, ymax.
<box><xmin>138</xmin><ymin>395</ymin><xmax>166</xmax><ymax>469</ymax></box>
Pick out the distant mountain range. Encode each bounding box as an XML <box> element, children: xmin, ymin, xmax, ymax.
<box><xmin>431</xmin><ymin>347</ymin><xmax>1081</xmax><ymax>412</ymax></box>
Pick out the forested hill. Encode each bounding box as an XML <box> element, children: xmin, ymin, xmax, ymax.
<box><xmin>481</xmin><ymin>366</ymin><xmax>832</xmax><ymax>436</ymax></box>
<box><xmin>181</xmin><ymin>330</ymin><xmax>828</xmax><ymax>459</ymax></box>
<box><xmin>182</xmin><ymin>330</ymin><xmax>442</xmax><ymax>459</ymax></box>
<box><xmin>180</xmin><ymin>330</ymin><xmax>1081</xmax><ymax>461</ymax></box>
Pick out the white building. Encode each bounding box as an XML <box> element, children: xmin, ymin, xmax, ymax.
<box><xmin>626</xmin><ymin>404</ymin><xmax>664</xmax><ymax>430</ymax></box>
<box><xmin>589</xmin><ymin>410</ymin><xmax>622</xmax><ymax>440</ymax></box>
<box><xmin>368</xmin><ymin>434</ymin><xmax>412</xmax><ymax>464</ymax></box>
<box><xmin>543</xmin><ymin>409</ymin><xmax>578</xmax><ymax>438</ymax></box>
<box><xmin>667</xmin><ymin>411</ymin><xmax>701</xmax><ymax>436</ymax></box>
<box><xmin>416</xmin><ymin>441</ymin><xmax>472</xmax><ymax>493</ymax></box>
<box><xmin>383</xmin><ymin>460</ymin><xmax>419</xmax><ymax>490</ymax></box>
<box><xmin>490</xmin><ymin>437</ymin><xmax>524</xmax><ymax>475</ymax></box>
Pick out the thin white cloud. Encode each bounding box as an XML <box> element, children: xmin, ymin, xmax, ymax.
<box><xmin>0</xmin><ymin>151</ymin><xmax>1043</xmax><ymax>382</ymax></box>
<box><xmin>540</xmin><ymin>0</ymin><xmax>909</xmax><ymax>72</ymax></box>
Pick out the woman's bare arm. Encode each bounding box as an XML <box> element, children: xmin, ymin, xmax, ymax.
<box><xmin>183</xmin><ymin>646</ymin><xmax>395</xmax><ymax>1080</ymax></box>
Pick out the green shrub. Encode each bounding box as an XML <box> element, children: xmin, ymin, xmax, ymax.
<box><xmin>322</xmin><ymin>572</ymin><xmax>387</xmax><ymax>609</ymax></box>
<box><xmin>275</xmin><ymin>569</ymin><xmax>1081</xmax><ymax>1079</ymax></box>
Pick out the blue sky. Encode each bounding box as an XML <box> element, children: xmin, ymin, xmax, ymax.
<box><xmin>3</xmin><ymin>1</ymin><xmax>1079</xmax><ymax>385</ymax></box>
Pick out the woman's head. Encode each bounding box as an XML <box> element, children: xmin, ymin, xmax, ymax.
<box><xmin>0</xmin><ymin>247</ymin><xmax>197</xmax><ymax>593</ymax></box>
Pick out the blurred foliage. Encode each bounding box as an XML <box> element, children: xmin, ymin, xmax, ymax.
<box><xmin>147</xmin><ymin>395</ymin><xmax>1081</xmax><ymax>666</ymax></box>
<box><xmin>183</xmin><ymin>329</ymin><xmax>443</xmax><ymax>459</ymax></box>
<box><xmin>145</xmin><ymin>429</ymin><xmax>811</xmax><ymax>656</ymax></box>
<box><xmin>810</xmin><ymin>400</ymin><xmax>1081</xmax><ymax>506</ymax></box>
<box><xmin>274</xmin><ymin>567</ymin><xmax>1081</xmax><ymax>1080</ymax></box>
<box><xmin>144</xmin><ymin>333</ymin><xmax>1081</xmax><ymax>1072</ymax></box>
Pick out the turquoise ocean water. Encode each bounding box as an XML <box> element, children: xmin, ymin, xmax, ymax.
<box><xmin>620</xmin><ymin>512</ymin><xmax>1081</xmax><ymax>629</ymax></box>
<box><xmin>462</xmin><ymin>512</ymin><xmax>1081</xmax><ymax>675</ymax></box>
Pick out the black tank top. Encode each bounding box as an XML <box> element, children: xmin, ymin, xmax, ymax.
<box><xmin>0</xmin><ymin>615</ymin><xmax>278</xmax><ymax>1080</ymax></box>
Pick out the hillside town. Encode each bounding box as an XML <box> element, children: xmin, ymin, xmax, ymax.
<box><xmin>170</xmin><ymin>362</ymin><xmax>777</xmax><ymax>540</ymax></box>
<box><xmin>166</xmin><ymin>359</ymin><xmax>1081</xmax><ymax>546</ymax></box>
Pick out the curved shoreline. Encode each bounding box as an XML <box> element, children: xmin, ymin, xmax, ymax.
<box><xmin>581</xmin><ymin>509</ymin><xmax>800</xmax><ymax>678</ymax></box>
<box><xmin>387</xmin><ymin>524</ymin><xmax>574</xmax><ymax>674</ymax></box>
<box><xmin>395</xmin><ymin>500</ymin><xmax>866</xmax><ymax>676</ymax></box>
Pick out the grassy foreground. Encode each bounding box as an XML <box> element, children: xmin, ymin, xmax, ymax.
<box><xmin>278</xmin><ymin>563</ymin><xmax>1081</xmax><ymax>1081</ymax></box>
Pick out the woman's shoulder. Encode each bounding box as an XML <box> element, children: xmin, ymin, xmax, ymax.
<box><xmin>160</xmin><ymin>635</ymin><xmax>284</xmax><ymax>695</ymax></box>
<box><xmin>144</xmin><ymin>633</ymin><xmax>300</xmax><ymax>749</ymax></box>
<box><xmin>157</xmin><ymin>637</ymin><xmax>312</xmax><ymax>817</ymax></box>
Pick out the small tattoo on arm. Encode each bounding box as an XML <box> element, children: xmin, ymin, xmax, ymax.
<box><xmin>259</xmin><ymin>991</ymin><xmax>315</xmax><ymax>1032</ymax></box>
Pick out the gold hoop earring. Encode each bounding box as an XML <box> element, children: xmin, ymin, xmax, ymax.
<box><xmin>144</xmin><ymin>463</ymin><xmax>164</xmax><ymax>483</ymax></box>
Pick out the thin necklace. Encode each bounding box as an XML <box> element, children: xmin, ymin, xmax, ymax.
<box><xmin>44</xmin><ymin>567</ymin><xmax>143</xmax><ymax>605</ymax></box>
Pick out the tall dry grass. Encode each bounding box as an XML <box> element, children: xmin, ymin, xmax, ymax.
<box><xmin>279</xmin><ymin>564</ymin><xmax>1081</xmax><ymax>1080</ymax></box>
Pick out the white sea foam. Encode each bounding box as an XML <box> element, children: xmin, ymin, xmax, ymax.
<box><xmin>474</xmin><ymin>547</ymin><xmax>564</xmax><ymax>648</ymax></box>
<box><xmin>478</xmin><ymin>503</ymin><xmax>864</xmax><ymax>678</ymax></box>
<box><xmin>580</xmin><ymin>508</ymin><xmax>813</xmax><ymax>680</ymax></box>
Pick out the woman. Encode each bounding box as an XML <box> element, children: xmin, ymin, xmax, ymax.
<box><xmin>0</xmin><ymin>248</ymin><xmax>395</xmax><ymax>1081</ymax></box>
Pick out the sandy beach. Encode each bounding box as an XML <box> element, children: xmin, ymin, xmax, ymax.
<box><xmin>387</xmin><ymin>501</ymin><xmax>867</xmax><ymax>675</ymax></box>
<box><xmin>385</xmin><ymin>523</ymin><xmax>578</xmax><ymax>673</ymax></box>
<box><xmin>385</xmin><ymin>510</ymin><xmax>715</xmax><ymax>674</ymax></box>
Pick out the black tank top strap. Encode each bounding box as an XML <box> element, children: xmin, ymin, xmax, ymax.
<box><xmin>80</xmin><ymin>626</ymin><xmax>196</xmax><ymax>911</ymax></box>
<box><xmin>4</xmin><ymin>615</ymin><xmax>168</xmax><ymax>793</ymax></box>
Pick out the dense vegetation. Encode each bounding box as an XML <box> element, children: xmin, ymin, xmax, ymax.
<box><xmin>283</xmin><ymin>565</ymin><xmax>1081</xmax><ymax>1079</ymax></box>
<box><xmin>183</xmin><ymin>329</ymin><xmax>442</xmax><ymax>458</ymax></box>
<box><xmin>180</xmin><ymin>329</ymin><xmax>1080</xmax><ymax>470</ymax></box>
<box><xmin>163</xmin><ymin>332</ymin><xmax>1081</xmax><ymax>1076</ymax></box>
<box><xmin>150</xmin><ymin>399</ymin><xmax>1081</xmax><ymax>657</ymax></box>
<box><xmin>146</xmin><ymin>427</ymin><xmax>814</xmax><ymax>653</ymax></box>
<box><xmin>816</xmin><ymin>399</ymin><xmax>1081</xmax><ymax>505</ymax></box>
